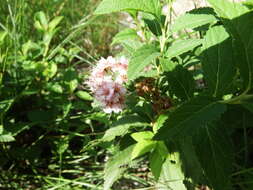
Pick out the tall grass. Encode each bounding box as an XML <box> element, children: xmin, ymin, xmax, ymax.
<box><xmin>0</xmin><ymin>0</ymin><xmax>122</xmax><ymax>189</ymax></box>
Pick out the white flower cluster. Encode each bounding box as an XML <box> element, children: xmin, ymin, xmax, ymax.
<box><xmin>87</xmin><ymin>56</ymin><xmax>128</xmax><ymax>113</ymax></box>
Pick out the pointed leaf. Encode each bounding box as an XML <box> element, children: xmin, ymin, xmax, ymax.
<box><xmin>102</xmin><ymin>115</ymin><xmax>149</xmax><ymax>142</ymax></box>
<box><xmin>48</xmin><ymin>16</ymin><xmax>63</xmax><ymax>31</ymax></box>
<box><xmin>193</xmin><ymin>123</ymin><xmax>233</xmax><ymax>190</ymax></box>
<box><xmin>112</xmin><ymin>29</ymin><xmax>139</xmax><ymax>45</ymax></box>
<box><xmin>165</xmin><ymin>39</ymin><xmax>202</xmax><ymax>59</ymax></box>
<box><xmin>202</xmin><ymin>25</ymin><xmax>236</xmax><ymax>97</ymax></box>
<box><xmin>0</xmin><ymin>31</ymin><xmax>7</xmax><ymax>44</ymax></box>
<box><xmin>153</xmin><ymin>114</ymin><xmax>169</xmax><ymax>134</ymax></box>
<box><xmin>154</xmin><ymin>96</ymin><xmax>227</xmax><ymax>140</ymax></box>
<box><xmin>127</xmin><ymin>44</ymin><xmax>160</xmax><ymax>81</ymax></box>
<box><xmin>94</xmin><ymin>0</ymin><xmax>161</xmax><ymax>16</ymax></box>
<box><xmin>150</xmin><ymin>147</ymin><xmax>164</xmax><ymax>181</ymax></box>
<box><xmin>0</xmin><ymin>132</ymin><xmax>15</xmax><ymax>142</ymax></box>
<box><xmin>165</xmin><ymin>65</ymin><xmax>195</xmax><ymax>100</ymax></box>
<box><xmin>131</xmin><ymin>140</ymin><xmax>156</xmax><ymax>160</ymax></box>
<box><xmin>104</xmin><ymin>145</ymin><xmax>134</xmax><ymax>190</ymax></box>
<box><xmin>207</xmin><ymin>0</ymin><xmax>253</xmax><ymax>89</ymax></box>
<box><xmin>131</xmin><ymin>131</ymin><xmax>154</xmax><ymax>142</ymax></box>
<box><xmin>171</xmin><ymin>7</ymin><xmax>217</xmax><ymax>32</ymax></box>
<box><xmin>157</xmin><ymin>153</ymin><xmax>187</xmax><ymax>190</ymax></box>
<box><xmin>76</xmin><ymin>91</ymin><xmax>93</xmax><ymax>101</ymax></box>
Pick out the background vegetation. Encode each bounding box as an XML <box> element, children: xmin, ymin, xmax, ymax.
<box><xmin>1</xmin><ymin>0</ymin><xmax>253</xmax><ymax>190</ymax></box>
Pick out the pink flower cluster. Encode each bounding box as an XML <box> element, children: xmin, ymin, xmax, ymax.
<box><xmin>87</xmin><ymin>56</ymin><xmax>128</xmax><ymax>113</ymax></box>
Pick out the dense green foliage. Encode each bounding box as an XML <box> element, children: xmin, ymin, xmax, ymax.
<box><xmin>1</xmin><ymin>0</ymin><xmax>253</xmax><ymax>190</ymax></box>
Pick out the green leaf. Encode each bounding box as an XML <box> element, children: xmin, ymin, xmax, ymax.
<box><xmin>154</xmin><ymin>96</ymin><xmax>227</xmax><ymax>140</ymax></box>
<box><xmin>165</xmin><ymin>39</ymin><xmax>202</xmax><ymax>59</ymax></box>
<box><xmin>131</xmin><ymin>140</ymin><xmax>156</xmax><ymax>160</ymax></box>
<box><xmin>0</xmin><ymin>31</ymin><xmax>7</xmax><ymax>44</ymax></box>
<box><xmin>153</xmin><ymin>113</ymin><xmax>169</xmax><ymax>134</ymax></box>
<box><xmin>0</xmin><ymin>125</ymin><xmax>3</xmax><ymax>135</ymax></box>
<box><xmin>48</xmin><ymin>16</ymin><xmax>63</xmax><ymax>31</ymax></box>
<box><xmin>171</xmin><ymin>7</ymin><xmax>217</xmax><ymax>32</ymax></box>
<box><xmin>165</xmin><ymin>65</ymin><xmax>195</xmax><ymax>100</ymax></box>
<box><xmin>22</xmin><ymin>40</ymin><xmax>40</xmax><ymax>56</ymax></box>
<box><xmin>104</xmin><ymin>145</ymin><xmax>134</xmax><ymax>190</ymax></box>
<box><xmin>149</xmin><ymin>141</ymin><xmax>169</xmax><ymax>181</ymax></box>
<box><xmin>46</xmin><ymin>83</ymin><xmax>63</xmax><ymax>94</ymax></box>
<box><xmin>0</xmin><ymin>99</ymin><xmax>14</xmax><ymax>114</ymax></box>
<box><xmin>131</xmin><ymin>131</ymin><xmax>154</xmax><ymax>142</ymax></box>
<box><xmin>88</xmin><ymin>112</ymin><xmax>109</xmax><ymax>125</ymax></box>
<box><xmin>158</xmin><ymin>153</ymin><xmax>187</xmax><ymax>190</ymax></box>
<box><xmin>102</xmin><ymin>115</ymin><xmax>149</xmax><ymax>142</ymax></box>
<box><xmin>69</xmin><ymin>79</ymin><xmax>78</xmax><ymax>93</ymax></box>
<box><xmin>42</xmin><ymin>62</ymin><xmax>57</xmax><ymax>79</ymax></box>
<box><xmin>127</xmin><ymin>44</ymin><xmax>160</xmax><ymax>81</ymax></box>
<box><xmin>76</xmin><ymin>91</ymin><xmax>93</xmax><ymax>101</ymax></box>
<box><xmin>207</xmin><ymin>0</ymin><xmax>253</xmax><ymax>89</ymax></box>
<box><xmin>56</xmin><ymin>137</ymin><xmax>69</xmax><ymax>154</ymax></box>
<box><xmin>34</xmin><ymin>11</ymin><xmax>48</xmax><ymax>30</ymax></box>
<box><xmin>144</xmin><ymin>17</ymin><xmax>162</xmax><ymax>36</ymax></box>
<box><xmin>0</xmin><ymin>132</ymin><xmax>15</xmax><ymax>142</ymax></box>
<box><xmin>149</xmin><ymin>146</ymin><xmax>164</xmax><ymax>181</ymax></box>
<box><xmin>160</xmin><ymin>58</ymin><xmax>178</xmax><ymax>72</ymax></box>
<box><xmin>193</xmin><ymin>123</ymin><xmax>233</xmax><ymax>190</ymax></box>
<box><xmin>202</xmin><ymin>25</ymin><xmax>236</xmax><ymax>97</ymax></box>
<box><xmin>94</xmin><ymin>0</ymin><xmax>161</xmax><ymax>16</ymax></box>
<box><xmin>112</xmin><ymin>29</ymin><xmax>139</xmax><ymax>45</ymax></box>
<box><xmin>178</xmin><ymin>137</ymin><xmax>203</xmax><ymax>184</ymax></box>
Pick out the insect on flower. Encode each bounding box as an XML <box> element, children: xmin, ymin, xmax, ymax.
<box><xmin>86</xmin><ymin>56</ymin><xmax>128</xmax><ymax>113</ymax></box>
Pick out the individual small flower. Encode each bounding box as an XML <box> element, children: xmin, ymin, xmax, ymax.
<box><xmin>86</xmin><ymin>56</ymin><xmax>128</xmax><ymax>113</ymax></box>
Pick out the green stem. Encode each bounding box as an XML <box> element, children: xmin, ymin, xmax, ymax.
<box><xmin>220</xmin><ymin>94</ymin><xmax>253</xmax><ymax>104</ymax></box>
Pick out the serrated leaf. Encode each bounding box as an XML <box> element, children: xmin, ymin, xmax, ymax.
<box><xmin>144</xmin><ymin>18</ymin><xmax>162</xmax><ymax>36</ymax></box>
<box><xmin>178</xmin><ymin>137</ymin><xmax>203</xmax><ymax>183</ymax></box>
<box><xmin>0</xmin><ymin>133</ymin><xmax>15</xmax><ymax>142</ymax></box>
<box><xmin>127</xmin><ymin>44</ymin><xmax>160</xmax><ymax>81</ymax></box>
<box><xmin>150</xmin><ymin>147</ymin><xmax>164</xmax><ymax>181</ymax></box>
<box><xmin>112</xmin><ymin>29</ymin><xmax>139</xmax><ymax>45</ymax></box>
<box><xmin>171</xmin><ymin>7</ymin><xmax>217</xmax><ymax>32</ymax></box>
<box><xmin>160</xmin><ymin>58</ymin><xmax>178</xmax><ymax>72</ymax></box>
<box><xmin>157</xmin><ymin>153</ymin><xmax>187</xmax><ymax>190</ymax></box>
<box><xmin>131</xmin><ymin>131</ymin><xmax>154</xmax><ymax>142</ymax></box>
<box><xmin>207</xmin><ymin>0</ymin><xmax>253</xmax><ymax>89</ymax></box>
<box><xmin>202</xmin><ymin>25</ymin><xmax>236</xmax><ymax>97</ymax></box>
<box><xmin>104</xmin><ymin>145</ymin><xmax>134</xmax><ymax>190</ymax></box>
<box><xmin>153</xmin><ymin>114</ymin><xmax>169</xmax><ymax>133</ymax></box>
<box><xmin>94</xmin><ymin>0</ymin><xmax>161</xmax><ymax>16</ymax></box>
<box><xmin>131</xmin><ymin>140</ymin><xmax>156</xmax><ymax>160</ymax></box>
<box><xmin>154</xmin><ymin>96</ymin><xmax>227</xmax><ymax>140</ymax></box>
<box><xmin>102</xmin><ymin>115</ymin><xmax>149</xmax><ymax>142</ymax></box>
<box><xmin>165</xmin><ymin>39</ymin><xmax>202</xmax><ymax>59</ymax></box>
<box><xmin>165</xmin><ymin>65</ymin><xmax>195</xmax><ymax>100</ymax></box>
<box><xmin>193</xmin><ymin>123</ymin><xmax>233</xmax><ymax>190</ymax></box>
<box><xmin>0</xmin><ymin>99</ymin><xmax>14</xmax><ymax>115</ymax></box>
